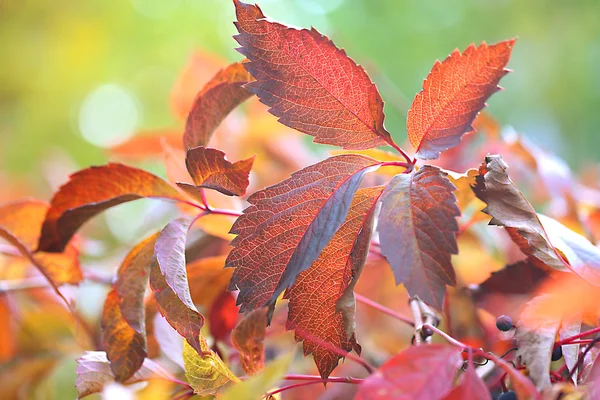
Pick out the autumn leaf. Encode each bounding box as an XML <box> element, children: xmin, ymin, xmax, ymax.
<box><xmin>183</xmin><ymin>62</ymin><xmax>254</xmax><ymax>149</ymax></box>
<box><xmin>492</xmin><ymin>355</ymin><xmax>540</xmax><ymax>400</ymax></box>
<box><xmin>0</xmin><ymin>199</ymin><xmax>82</xmax><ymax>286</ymax></box>
<box><xmin>219</xmin><ymin>349</ymin><xmax>295</xmax><ymax>400</ymax></box>
<box><xmin>153</xmin><ymin>314</ymin><xmax>184</xmax><ymax>369</ymax></box>
<box><xmin>178</xmin><ymin>146</ymin><xmax>254</xmax><ymax>197</ymax></box>
<box><xmin>233</xmin><ymin>0</ymin><xmax>397</xmax><ymax>150</ymax></box>
<box><xmin>231</xmin><ymin>308</ymin><xmax>267</xmax><ymax>376</ymax></box>
<box><xmin>355</xmin><ymin>344</ymin><xmax>462</xmax><ymax>400</ymax></box>
<box><xmin>182</xmin><ymin>335</ymin><xmax>241</xmax><ymax>395</ymax></box>
<box><xmin>149</xmin><ymin>259</ymin><xmax>205</xmax><ymax>356</ymax></box>
<box><xmin>101</xmin><ymin>290</ymin><xmax>147</xmax><ymax>382</ymax></box>
<box><xmin>286</xmin><ymin>187</ymin><xmax>383</xmax><ymax>379</ymax></box>
<box><xmin>516</xmin><ymin>295</ymin><xmax>560</xmax><ymax>391</ymax></box>
<box><xmin>559</xmin><ymin>319</ymin><xmax>582</xmax><ymax>383</ymax></box>
<box><xmin>187</xmin><ymin>255</ymin><xmax>233</xmax><ymax>309</ymax></box>
<box><xmin>407</xmin><ymin>40</ymin><xmax>515</xmax><ymax>160</ymax></box>
<box><xmin>38</xmin><ymin>163</ymin><xmax>188</xmax><ymax>252</ymax></box>
<box><xmin>226</xmin><ymin>154</ymin><xmax>381</xmax><ymax>315</ymax></box>
<box><xmin>378</xmin><ymin>165</ymin><xmax>460</xmax><ymax>309</ymax></box>
<box><xmin>208</xmin><ymin>291</ymin><xmax>238</xmax><ymax>343</ymax></box>
<box><xmin>443</xmin><ymin>357</ymin><xmax>491</xmax><ymax>400</ymax></box>
<box><xmin>473</xmin><ymin>155</ymin><xmax>600</xmax><ymax>285</ymax></box>
<box><xmin>478</xmin><ymin>260</ymin><xmax>549</xmax><ymax>295</ymax></box>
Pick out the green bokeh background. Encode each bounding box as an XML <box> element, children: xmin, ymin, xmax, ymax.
<box><xmin>1</xmin><ymin>0</ymin><xmax>599</xmax><ymax>185</ymax></box>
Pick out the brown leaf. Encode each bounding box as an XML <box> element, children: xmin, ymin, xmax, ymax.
<box><xmin>101</xmin><ymin>289</ymin><xmax>147</xmax><ymax>382</ymax></box>
<box><xmin>231</xmin><ymin>308</ymin><xmax>267</xmax><ymax>376</ymax></box>
<box><xmin>38</xmin><ymin>163</ymin><xmax>187</xmax><ymax>252</ymax></box>
<box><xmin>286</xmin><ymin>187</ymin><xmax>383</xmax><ymax>379</ymax></box>
<box><xmin>407</xmin><ymin>40</ymin><xmax>514</xmax><ymax>159</ymax></box>
<box><xmin>183</xmin><ymin>62</ymin><xmax>254</xmax><ymax>149</ymax></box>
<box><xmin>233</xmin><ymin>0</ymin><xmax>397</xmax><ymax>150</ymax></box>
<box><xmin>478</xmin><ymin>260</ymin><xmax>549</xmax><ymax>295</ymax></box>
<box><xmin>179</xmin><ymin>146</ymin><xmax>254</xmax><ymax>197</ymax></box>
<box><xmin>378</xmin><ymin>165</ymin><xmax>460</xmax><ymax>309</ymax></box>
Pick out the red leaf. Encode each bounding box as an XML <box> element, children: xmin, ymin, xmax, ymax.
<box><xmin>492</xmin><ymin>355</ymin><xmax>540</xmax><ymax>400</ymax></box>
<box><xmin>38</xmin><ymin>163</ymin><xmax>187</xmax><ymax>252</ymax></box>
<box><xmin>473</xmin><ymin>155</ymin><xmax>600</xmax><ymax>285</ymax></box>
<box><xmin>226</xmin><ymin>154</ymin><xmax>381</xmax><ymax>316</ymax></box>
<box><xmin>233</xmin><ymin>0</ymin><xmax>397</xmax><ymax>150</ymax></box>
<box><xmin>478</xmin><ymin>260</ymin><xmax>549</xmax><ymax>295</ymax></box>
<box><xmin>355</xmin><ymin>344</ymin><xmax>462</xmax><ymax>400</ymax></box>
<box><xmin>209</xmin><ymin>291</ymin><xmax>239</xmax><ymax>344</ymax></box>
<box><xmin>286</xmin><ymin>186</ymin><xmax>383</xmax><ymax>379</ymax></box>
<box><xmin>183</xmin><ymin>62</ymin><xmax>254</xmax><ymax>149</ymax></box>
<box><xmin>178</xmin><ymin>146</ymin><xmax>254</xmax><ymax>197</ymax></box>
<box><xmin>101</xmin><ymin>289</ymin><xmax>146</xmax><ymax>382</ymax></box>
<box><xmin>443</xmin><ymin>358</ymin><xmax>491</xmax><ymax>400</ymax></box>
<box><xmin>378</xmin><ymin>165</ymin><xmax>460</xmax><ymax>309</ymax></box>
<box><xmin>231</xmin><ymin>308</ymin><xmax>267</xmax><ymax>375</ymax></box>
<box><xmin>407</xmin><ymin>40</ymin><xmax>515</xmax><ymax>160</ymax></box>
<box><xmin>0</xmin><ymin>199</ymin><xmax>82</xmax><ymax>287</ymax></box>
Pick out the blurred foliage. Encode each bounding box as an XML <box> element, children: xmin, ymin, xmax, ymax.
<box><xmin>1</xmin><ymin>0</ymin><xmax>599</xmax><ymax>197</ymax></box>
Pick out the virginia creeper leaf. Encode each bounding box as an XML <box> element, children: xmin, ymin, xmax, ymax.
<box><xmin>115</xmin><ymin>234</ymin><xmax>158</xmax><ymax>332</ymax></box>
<box><xmin>473</xmin><ymin>155</ymin><xmax>600</xmax><ymax>285</ymax></box>
<box><xmin>492</xmin><ymin>355</ymin><xmax>540</xmax><ymax>400</ymax></box>
<box><xmin>407</xmin><ymin>40</ymin><xmax>515</xmax><ymax>159</ymax></box>
<box><xmin>149</xmin><ymin>259</ymin><xmax>205</xmax><ymax>356</ymax></box>
<box><xmin>187</xmin><ymin>255</ymin><xmax>233</xmax><ymax>309</ymax></box>
<box><xmin>233</xmin><ymin>0</ymin><xmax>397</xmax><ymax>150</ymax></box>
<box><xmin>101</xmin><ymin>289</ymin><xmax>147</xmax><ymax>382</ymax></box>
<box><xmin>0</xmin><ymin>199</ymin><xmax>82</xmax><ymax>287</ymax></box>
<box><xmin>286</xmin><ymin>186</ymin><xmax>383</xmax><ymax>379</ymax></box>
<box><xmin>478</xmin><ymin>260</ymin><xmax>549</xmax><ymax>295</ymax></box>
<box><xmin>355</xmin><ymin>344</ymin><xmax>462</xmax><ymax>400</ymax></box>
<box><xmin>219</xmin><ymin>349</ymin><xmax>295</xmax><ymax>400</ymax></box>
<box><xmin>38</xmin><ymin>163</ymin><xmax>187</xmax><ymax>252</ymax></box>
<box><xmin>559</xmin><ymin>319</ymin><xmax>582</xmax><ymax>383</ymax></box>
<box><xmin>226</xmin><ymin>154</ymin><xmax>381</xmax><ymax>316</ymax></box>
<box><xmin>183</xmin><ymin>62</ymin><xmax>254</xmax><ymax>149</ymax></box>
<box><xmin>153</xmin><ymin>313</ymin><xmax>185</xmax><ymax>369</ymax></box>
<box><xmin>182</xmin><ymin>335</ymin><xmax>241</xmax><ymax>395</ymax></box>
<box><xmin>208</xmin><ymin>291</ymin><xmax>238</xmax><ymax>343</ymax></box>
<box><xmin>75</xmin><ymin>351</ymin><xmax>173</xmax><ymax>398</ymax></box>
<box><xmin>516</xmin><ymin>295</ymin><xmax>560</xmax><ymax>391</ymax></box>
<box><xmin>231</xmin><ymin>308</ymin><xmax>267</xmax><ymax>376</ymax></box>
<box><xmin>443</xmin><ymin>358</ymin><xmax>491</xmax><ymax>400</ymax></box>
<box><xmin>378</xmin><ymin>165</ymin><xmax>460</xmax><ymax>309</ymax></box>
<box><xmin>178</xmin><ymin>146</ymin><xmax>254</xmax><ymax>197</ymax></box>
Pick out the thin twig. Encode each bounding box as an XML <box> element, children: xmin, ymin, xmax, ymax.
<box><xmin>355</xmin><ymin>293</ymin><xmax>413</xmax><ymax>326</ymax></box>
<box><xmin>410</xmin><ymin>297</ymin><xmax>425</xmax><ymax>345</ymax></box>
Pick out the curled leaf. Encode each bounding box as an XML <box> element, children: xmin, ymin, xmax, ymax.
<box><xmin>231</xmin><ymin>308</ymin><xmax>267</xmax><ymax>376</ymax></box>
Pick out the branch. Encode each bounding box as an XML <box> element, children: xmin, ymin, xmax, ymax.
<box><xmin>355</xmin><ymin>293</ymin><xmax>413</xmax><ymax>326</ymax></box>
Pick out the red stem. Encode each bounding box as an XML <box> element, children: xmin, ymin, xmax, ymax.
<box><xmin>555</xmin><ymin>326</ymin><xmax>600</xmax><ymax>346</ymax></box>
<box><xmin>355</xmin><ymin>293</ymin><xmax>414</xmax><ymax>326</ymax></box>
<box><xmin>388</xmin><ymin>142</ymin><xmax>414</xmax><ymax>165</ymax></box>
<box><xmin>266</xmin><ymin>376</ymin><xmax>362</xmax><ymax>398</ymax></box>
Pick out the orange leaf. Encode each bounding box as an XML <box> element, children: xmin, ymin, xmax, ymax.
<box><xmin>407</xmin><ymin>40</ymin><xmax>515</xmax><ymax>160</ymax></box>
<box><xmin>183</xmin><ymin>62</ymin><xmax>254</xmax><ymax>149</ymax></box>
<box><xmin>286</xmin><ymin>187</ymin><xmax>383</xmax><ymax>379</ymax></box>
<box><xmin>109</xmin><ymin>129</ymin><xmax>183</xmax><ymax>159</ymax></box>
<box><xmin>226</xmin><ymin>155</ymin><xmax>381</xmax><ymax>316</ymax></box>
<box><xmin>231</xmin><ymin>308</ymin><xmax>267</xmax><ymax>376</ymax></box>
<box><xmin>38</xmin><ymin>163</ymin><xmax>188</xmax><ymax>252</ymax></box>
<box><xmin>187</xmin><ymin>255</ymin><xmax>233</xmax><ymax>309</ymax></box>
<box><xmin>0</xmin><ymin>199</ymin><xmax>82</xmax><ymax>286</ymax></box>
<box><xmin>233</xmin><ymin>0</ymin><xmax>397</xmax><ymax>150</ymax></box>
<box><xmin>101</xmin><ymin>289</ymin><xmax>147</xmax><ymax>382</ymax></box>
<box><xmin>378</xmin><ymin>165</ymin><xmax>460</xmax><ymax>309</ymax></box>
<box><xmin>179</xmin><ymin>146</ymin><xmax>254</xmax><ymax>197</ymax></box>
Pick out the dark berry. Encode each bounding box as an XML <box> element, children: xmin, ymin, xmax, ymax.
<box><xmin>421</xmin><ymin>326</ymin><xmax>433</xmax><ymax>339</ymax></box>
<box><xmin>552</xmin><ymin>346</ymin><xmax>563</xmax><ymax>361</ymax></box>
<box><xmin>496</xmin><ymin>315</ymin><xmax>513</xmax><ymax>332</ymax></box>
<box><xmin>498</xmin><ymin>390</ymin><xmax>517</xmax><ymax>400</ymax></box>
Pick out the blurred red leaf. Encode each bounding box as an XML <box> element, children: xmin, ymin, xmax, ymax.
<box><xmin>0</xmin><ymin>199</ymin><xmax>82</xmax><ymax>286</ymax></box>
<box><xmin>178</xmin><ymin>146</ymin><xmax>254</xmax><ymax>197</ymax></box>
<box><xmin>233</xmin><ymin>0</ymin><xmax>397</xmax><ymax>150</ymax></box>
<box><xmin>378</xmin><ymin>165</ymin><xmax>459</xmax><ymax>309</ymax></box>
<box><xmin>286</xmin><ymin>187</ymin><xmax>383</xmax><ymax>379</ymax></box>
<box><xmin>109</xmin><ymin>130</ymin><xmax>183</xmax><ymax>159</ymax></box>
<box><xmin>443</xmin><ymin>358</ymin><xmax>490</xmax><ymax>400</ymax></box>
<box><xmin>355</xmin><ymin>344</ymin><xmax>462</xmax><ymax>400</ymax></box>
<box><xmin>492</xmin><ymin>355</ymin><xmax>540</xmax><ymax>400</ymax></box>
<box><xmin>407</xmin><ymin>40</ymin><xmax>514</xmax><ymax>160</ymax></box>
<box><xmin>38</xmin><ymin>163</ymin><xmax>187</xmax><ymax>252</ymax></box>
<box><xmin>226</xmin><ymin>155</ymin><xmax>380</xmax><ymax>315</ymax></box>
<box><xmin>101</xmin><ymin>289</ymin><xmax>146</xmax><ymax>382</ymax></box>
<box><xmin>478</xmin><ymin>260</ymin><xmax>549</xmax><ymax>295</ymax></box>
<box><xmin>183</xmin><ymin>62</ymin><xmax>254</xmax><ymax>149</ymax></box>
<box><xmin>208</xmin><ymin>291</ymin><xmax>238</xmax><ymax>344</ymax></box>
<box><xmin>231</xmin><ymin>308</ymin><xmax>267</xmax><ymax>376</ymax></box>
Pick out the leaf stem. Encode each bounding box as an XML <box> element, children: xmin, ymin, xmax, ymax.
<box><xmin>355</xmin><ymin>293</ymin><xmax>413</xmax><ymax>326</ymax></box>
<box><xmin>422</xmin><ymin>322</ymin><xmax>469</xmax><ymax>349</ymax></box>
<box><xmin>198</xmin><ymin>188</ymin><xmax>210</xmax><ymax>209</ymax></box>
<box><xmin>266</xmin><ymin>376</ymin><xmax>362</xmax><ymax>398</ymax></box>
<box><xmin>567</xmin><ymin>336</ymin><xmax>600</xmax><ymax>382</ymax></box>
<box><xmin>554</xmin><ymin>326</ymin><xmax>600</xmax><ymax>346</ymax></box>
<box><xmin>387</xmin><ymin>142</ymin><xmax>414</xmax><ymax>165</ymax></box>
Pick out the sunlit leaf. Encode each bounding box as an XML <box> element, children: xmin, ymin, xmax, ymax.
<box><xmin>355</xmin><ymin>344</ymin><xmax>462</xmax><ymax>400</ymax></box>
<box><xmin>182</xmin><ymin>335</ymin><xmax>240</xmax><ymax>395</ymax></box>
<box><xmin>38</xmin><ymin>163</ymin><xmax>187</xmax><ymax>252</ymax></box>
<box><xmin>226</xmin><ymin>154</ymin><xmax>381</xmax><ymax>316</ymax></box>
<box><xmin>233</xmin><ymin>0</ymin><xmax>397</xmax><ymax>150</ymax></box>
<box><xmin>407</xmin><ymin>40</ymin><xmax>514</xmax><ymax>159</ymax></box>
<box><xmin>287</xmin><ymin>187</ymin><xmax>383</xmax><ymax>379</ymax></box>
<box><xmin>231</xmin><ymin>308</ymin><xmax>267</xmax><ymax>376</ymax></box>
<box><xmin>378</xmin><ymin>165</ymin><xmax>460</xmax><ymax>308</ymax></box>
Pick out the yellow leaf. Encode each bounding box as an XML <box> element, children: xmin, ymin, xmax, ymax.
<box><xmin>183</xmin><ymin>335</ymin><xmax>240</xmax><ymax>395</ymax></box>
